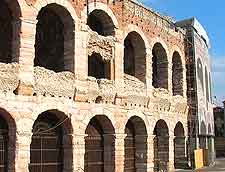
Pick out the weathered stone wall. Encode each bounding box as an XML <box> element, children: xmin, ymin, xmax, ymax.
<box><xmin>0</xmin><ymin>0</ymin><xmax>190</xmax><ymax>172</ymax></box>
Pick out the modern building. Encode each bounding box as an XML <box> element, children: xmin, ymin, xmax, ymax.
<box><xmin>214</xmin><ymin>105</ymin><xmax>225</xmax><ymax>157</ymax></box>
<box><xmin>176</xmin><ymin>18</ymin><xmax>215</xmax><ymax>165</ymax></box>
<box><xmin>0</xmin><ymin>0</ymin><xmax>214</xmax><ymax>172</ymax></box>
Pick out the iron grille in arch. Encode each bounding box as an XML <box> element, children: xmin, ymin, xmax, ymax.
<box><xmin>29</xmin><ymin>121</ymin><xmax>63</xmax><ymax>172</ymax></box>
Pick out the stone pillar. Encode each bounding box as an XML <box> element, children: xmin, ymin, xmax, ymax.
<box><xmin>168</xmin><ymin>62</ymin><xmax>173</xmax><ymax>96</ymax></box>
<box><xmin>114</xmin><ymin>41</ymin><xmax>124</xmax><ymax>87</ymax></box>
<box><xmin>14</xmin><ymin>133</ymin><xmax>32</xmax><ymax>172</ymax></box>
<box><xmin>16</xmin><ymin>18</ymin><xmax>36</xmax><ymax>96</ymax></box>
<box><xmin>147</xmin><ymin>135</ymin><xmax>155</xmax><ymax>172</ymax></box>
<box><xmin>74</xmin><ymin>31</ymin><xmax>89</xmax><ymax>80</ymax></box>
<box><xmin>168</xmin><ymin>135</ymin><xmax>175</xmax><ymax>172</ymax></box>
<box><xmin>146</xmin><ymin>48</ymin><xmax>153</xmax><ymax>96</ymax></box>
<box><xmin>182</xmin><ymin>66</ymin><xmax>187</xmax><ymax>99</ymax></box>
<box><xmin>72</xmin><ymin>134</ymin><xmax>86</xmax><ymax>172</ymax></box>
<box><xmin>114</xmin><ymin>133</ymin><xmax>126</xmax><ymax>172</ymax></box>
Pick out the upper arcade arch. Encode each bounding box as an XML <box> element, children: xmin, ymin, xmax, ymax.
<box><xmin>87</xmin><ymin>9</ymin><xmax>115</xmax><ymax>36</ymax></box>
<box><xmin>0</xmin><ymin>0</ymin><xmax>21</xmax><ymax>63</ymax></box>
<box><xmin>81</xmin><ymin>2</ymin><xmax>119</xmax><ymax>30</ymax></box>
<box><xmin>32</xmin><ymin>0</ymin><xmax>79</xmax><ymax>23</ymax></box>
<box><xmin>124</xmin><ymin>31</ymin><xmax>146</xmax><ymax>82</ymax></box>
<box><xmin>205</xmin><ymin>66</ymin><xmax>210</xmax><ymax>102</ymax></box>
<box><xmin>172</xmin><ymin>51</ymin><xmax>183</xmax><ymax>96</ymax></box>
<box><xmin>34</xmin><ymin>3</ymin><xmax>75</xmax><ymax>72</ymax></box>
<box><xmin>197</xmin><ymin>58</ymin><xmax>204</xmax><ymax>93</ymax></box>
<box><xmin>152</xmin><ymin>42</ymin><xmax>168</xmax><ymax>89</ymax></box>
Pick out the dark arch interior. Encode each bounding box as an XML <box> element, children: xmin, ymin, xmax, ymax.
<box><xmin>0</xmin><ymin>115</ymin><xmax>8</xmax><ymax>172</ymax></box>
<box><xmin>199</xmin><ymin>121</ymin><xmax>207</xmax><ymax>150</ymax></box>
<box><xmin>35</xmin><ymin>4</ymin><xmax>75</xmax><ymax>72</ymax></box>
<box><xmin>205</xmin><ymin>67</ymin><xmax>209</xmax><ymax>102</ymax></box>
<box><xmin>30</xmin><ymin>111</ymin><xmax>73</xmax><ymax>172</ymax></box>
<box><xmin>87</xmin><ymin>9</ymin><xmax>115</xmax><ymax>36</ymax></box>
<box><xmin>124</xmin><ymin>116</ymin><xmax>147</xmax><ymax>172</ymax></box>
<box><xmin>85</xmin><ymin>115</ymin><xmax>115</xmax><ymax>172</ymax></box>
<box><xmin>197</xmin><ymin>59</ymin><xmax>204</xmax><ymax>93</ymax></box>
<box><xmin>153</xmin><ymin>120</ymin><xmax>169</xmax><ymax>171</ymax></box>
<box><xmin>0</xmin><ymin>1</ymin><xmax>13</xmax><ymax>63</ymax></box>
<box><xmin>209</xmin><ymin>73</ymin><xmax>212</xmax><ymax>102</ymax></box>
<box><xmin>88</xmin><ymin>53</ymin><xmax>111</xmax><ymax>79</ymax></box>
<box><xmin>172</xmin><ymin>52</ymin><xmax>183</xmax><ymax>96</ymax></box>
<box><xmin>152</xmin><ymin>43</ymin><xmax>168</xmax><ymax>89</ymax></box>
<box><xmin>174</xmin><ymin>122</ymin><xmax>187</xmax><ymax>169</ymax></box>
<box><xmin>124</xmin><ymin>32</ymin><xmax>146</xmax><ymax>83</ymax></box>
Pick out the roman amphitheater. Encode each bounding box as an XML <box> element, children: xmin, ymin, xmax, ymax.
<box><xmin>0</xmin><ymin>0</ymin><xmax>190</xmax><ymax>172</ymax></box>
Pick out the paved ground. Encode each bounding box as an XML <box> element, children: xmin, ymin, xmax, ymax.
<box><xmin>175</xmin><ymin>158</ymin><xmax>225</xmax><ymax>172</ymax></box>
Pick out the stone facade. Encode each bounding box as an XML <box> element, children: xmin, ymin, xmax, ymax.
<box><xmin>0</xmin><ymin>0</ymin><xmax>194</xmax><ymax>172</ymax></box>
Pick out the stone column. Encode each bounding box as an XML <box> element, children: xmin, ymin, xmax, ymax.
<box><xmin>168</xmin><ymin>62</ymin><xmax>173</xmax><ymax>96</ymax></box>
<box><xmin>72</xmin><ymin>134</ymin><xmax>86</xmax><ymax>172</ymax></box>
<box><xmin>74</xmin><ymin>31</ymin><xmax>89</xmax><ymax>80</ymax></box>
<box><xmin>114</xmin><ymin>41</ymin><xmax>124</xmax><ymax>87</ymax></box>
<box><xmin>182</xmin><ymin>66</ymin><xmax>187</xmax><ymax>99</ymax></box>
<box><xmin>14</xmin><ymin>133</ymin><xmax>32</xmax><ymax>172</ymax></box>
<box><xmin>16</xmin><ymin>18</ymin><xmax>37</xmax><ymax>96</ymax></box>
<box><xmin>147</xmin><ymin>135</ymin><xmax>156</xmax><ymax>172</ymax></box>
<box><xmin>146</xmin><ymin>48</ymin><xmax>153</xmax><ymax>96</ymax></box>
<box><xmin>114</xmin><ymin>133</ymin><xmax>126</xmax><ymax>172</ymax></box>
<box><xmin>168</xmin><ymin>135</ymin><xmax>175</xmax><ymax>172</ymax></box>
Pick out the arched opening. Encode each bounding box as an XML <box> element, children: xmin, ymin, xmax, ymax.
<box><xmin>124</xmin><ymin>116</ymin><xmax>147</xmax><ymax>172</ymax></box>
<box><xmin>209</xmin><ymin>73</ymin><xmax>212</xmax><ymax>102</ymax></box>
<box><xmin>152</xmin><ymin>43</ymin><xmax>168</xmax><ymax>89</ymax></box>
<box><xmin>35</xmin><ymin>3</ymin><xmax>75</xmax><ymax>72</ymax></box>
<box><xmin>0</xmin><ymin>0</ymin><xmax>21</xmax><ymax>63</ymax></box>
<box><xmin>199</xmin><ymin>121</ymin><xmax>207</xmax><ymax>149</ymax></box>
<box><xmin>0</xmin><ymin>109</ymin><xmax>16</xmax><ymax>172</ymax></box>
<box><xmin>197</xmin><ymin>59</ymin><xmax>204</xmax><ymax>93</ymax></box>
<box><xmin>0</xmin><ymin>116</ymin><xmax>8</xmax><ymax>171</ymax></box>
<box><xmin>124</xmin><ymin>31</ymin><xmax>146</xmax><ymax>83</ymax></box>
<box><xmin>87</xmin><ymin>9</ymin><xmax>115</xmax><ymax>36</ymax></box>
<box><xmin>29</xmin><ymin>110</ymin><xmax>73</xmax><ymax>172</ymax></box>
<box><xmin>174</xmin><ymin>122</ymin><xmax>187</xmax><ymax>169</ymax></box>
<box><xmin>172</xmin><ymin>52</ymin><xmax>183</xmax><ymax>96</ymax></box>
<box><xmin>88</xmin><ymin>53</ymin><xmax>111</xmax><ymax>79</ymax></box>
<box><xmin>205</xmin><ymin>67</ymin><xmax>209</xmax><ymax>102</ymax></box>
<box><xmin>85</xmin><ymin>115</ymin><xmax>115</xmax><ymax>172</ymax></box>
<box><xmin>154</xmin><ymin>119</ymin><xmax>169</xmax><ymax>171</ymax></box>
<box><xmin>207</xmin><ymin>124</ymin><xmax>213</xmax><ymax>164</ymax></box>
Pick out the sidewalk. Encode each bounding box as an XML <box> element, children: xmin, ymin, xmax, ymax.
<box><xmin>175</xmin><ymin>158</ymin><xmax>225</xmax><ymax>172</ymax></box>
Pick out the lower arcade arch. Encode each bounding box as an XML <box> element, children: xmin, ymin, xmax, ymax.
<box><xmin>0</xmin><ymin>109</ymin><xmax>16</xmax><ymax>172</ymax></box>
<box><xmin>174</xmin><ymin>122</ymin><xmax>187</xmax><ymax>169</ymax></box>
<box><xmin>124</xmin><ymin>116</ymin><xmax>147</xmax><ymax>172</ymax></box>
<box><xmin>153</xmin><ymin>120</ymin><xmax>169</xmax><ymax>172</ymax></box>
<box><xmin>29</xmin><ymin>110</ymin><xmax>73</xmax><ymax>172</ymax></box>
<box><xmin>85</xmin><ymin>115</ymin><xmax>115</xmax><ymax>172</ymax></box>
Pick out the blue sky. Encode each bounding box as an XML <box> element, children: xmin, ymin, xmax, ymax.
<box><xmin>140</xmin><ymin>0</ymin><xmax>225</xmax><ymax>104</ymax></box>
